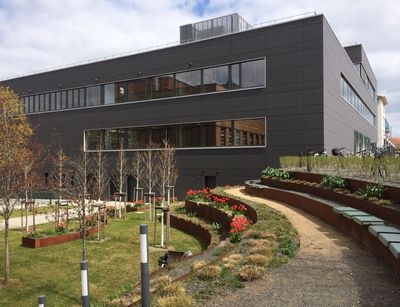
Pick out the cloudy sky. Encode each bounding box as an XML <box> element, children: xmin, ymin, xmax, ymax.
<box><xmin>0</xmin><ymin>0</ymin><xmax>399</xmax><ymax>136</ymax></box>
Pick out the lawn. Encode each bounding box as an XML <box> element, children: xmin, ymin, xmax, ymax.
<box><xmin>0</xmin><ymin>212</ymin><xmax>204</xmax><ymax>306</ymax></box>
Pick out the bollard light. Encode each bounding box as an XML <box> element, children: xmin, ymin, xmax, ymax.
<box><xmin>140</xmin><ymin>224</ymin><xmax>150</xmax><ymax>307</ymax></box>
<box><xmin>38</xmin><ymin>295</ymin><xmax>45</xmax><ymax>307</ymax></box>
<box><xmin>80</xmin><ymin>260</ymin><xmax>90</xmax><ymax>307</ymax></box>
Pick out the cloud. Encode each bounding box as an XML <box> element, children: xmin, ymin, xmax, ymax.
<box><xmin>0</xmin><ymin>0</ymin><xmax>399</xmax><ymax>136</ymax></box>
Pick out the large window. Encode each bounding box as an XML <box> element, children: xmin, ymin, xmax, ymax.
<box><xmin>340</xmin><ymin>76</ymin><xmax>375</xmax><ymax>126</ymax></box>
<box><xmin>85</xmin><ymin>118</ymin><xmax>266</xmax><ymax>151</ymax></box>
<box><xmin>354</xmin><ymin>130</ymin><xmax>371</xmax><ymax>153</ymax></box>
<box><xmin>203</xmin><ymin>66</ymin><xmax>229</xmax><ymax>93</ymax></box>
<box><xmin>86</xmin><ymin>86</ymin><xmax>101</xmax><ymax>106</ymax></box>
<box><xmin>354</xmin><ymin>63</ymin><xmax>375</xmax><ymax>98</ymax></box>
<box><xmin>152</xmin><ymin>75</ymin><xmax>174</xmax><ymax>99</ymax></box>
<box><xmin>23</xmin><ymin>58</ymin><xmax>266</xmax><ymax>114</ymax></box>
<box><xmin>175</xmin><ymin>70</ymin><xmax>202</xmax><ymax>96</ymax></box>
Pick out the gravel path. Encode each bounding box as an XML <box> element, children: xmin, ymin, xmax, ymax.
<box><xmin>208</xmin><ymin>188</ymin><xmax>400</xmax><ymax>307</ymax></box>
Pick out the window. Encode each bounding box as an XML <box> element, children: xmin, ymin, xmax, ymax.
<box><xmin>86</xmin><ymin>86</ymin><xmax>101</xmax><ymax>106</ymax></box>
<box><xmin>152</xmin><ymin>75</ymin><xmax>174</xmax><ymax>99</ymax></box>
<box><xmin>86</xmin><ymin>118</ymin><xmax>266</xmax><ymax>151</ymax></box>
<box><xmin>61</xmin><ymin>91</ymin><xmax>67</xmax><ymax>109</ymax></box>
<box><xmin>241</xmin><ymin>59</ymin><xmax>265</xmax><ymax>88</ymax></box>
<box><xmin>340</xmin><ymin>76</ymin><xmax>375</xmax><ymax>126</ymax></box>
<box><xmin>39</xmin><ymin>94</ymin><xmax>45</xmax><ymax>112</ymax></box>
<box><xmin>104</xmin><ymin>129</ymin><xmax>124</xmax><ymax>150</ymax></box>
<box><xmin>104</xmin><ymin>84</ymin><xmax>115</xmax><ymax>105</ymax></box>
<box><xmin>175</xmin><ymin>70</ymin><xmax>202</xmax><ymax>96</ymax></box>
<box><xmin>86</xmin><ymin>130</ymin><xmax>103</xmax><ymax>150</ymax></box>
<box><xmin>203</xmin><ymin>65</ymin><xmax>229</xmax><ymax>93</ymax></box>
<box><xmin>116</xmin><ymin>82</ymin><xmax>127</xmax><ymax>103</ymax></box>
<box><xmin>128</xmin><ymin>78</ymin><xmax>151</xmax><ymax>101</ymax></box>
<box><xmin>45</xmin><ymin>93</ymin><xmax>50</xmax><ymax>111</ymax></box>
<box><xmin>127</xmin><ymin>128</ymin><xmax>149</xmax><ymax>149</ymax></box>
<box><xmin>24</xmin><ymin>59</ymin><xmax>266</xmax><ymax>114</ymax></box>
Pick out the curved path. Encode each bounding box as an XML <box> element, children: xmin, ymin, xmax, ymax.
<box><xmin>209</xmin><ymin>188</ymin><xmax>400</xmax><ymax>307</ymax></box>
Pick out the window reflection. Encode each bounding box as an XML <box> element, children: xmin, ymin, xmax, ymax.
<box><xmin>152</xmin><ymin>75</ymin><xmax>174</xmax><ymax>99</ymax></box>
<box><xmin>175</xmin><ymin>70</ymin><xmax>202</xmax><ymax>96</ymax></box>
<box><xmin>241</xmin><ymin>60</ymin><xmax>265</xmax><ymax>88</ymax></box>
<box><xmin>128</xmin><ymin>79</ymin><xmax>151</xmax><ymax>101</ymax></box>
<box><xmin>86</xmin><ymin>130</ymin><xmax>102</xmax><ymax>150</ymax></box>
<box><xmin>86</xmin><ymin>86</ymin><xmax>101</xmax><ymax>106</ymax></box>
<box><xmin>203</xmin><ymin>66</ymin><xmax>229</xmax><ymax>92</ymax></box>
<box><xmin>86</xmin><ymin>118</ymin><xmax>266</xmax><ymax>151</ymax></box>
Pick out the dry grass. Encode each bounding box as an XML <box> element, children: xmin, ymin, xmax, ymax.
<box><xmin>151</xmin><ymin>276</ymin><xmax>172</xmax><ymax>291</ymax></box>
<box><xmin>191</xmin><ymin>260</ymin><xmax>206</xmax><ymax>271</ymax></box>
<box><xmin>239</xmin><ymin>265</ymin><xmax>265</xmax><ymax>281</ymax></box>
<box><xmin>155</xmin><ymin>293</ymin><xmax>195</xmax><ymax>307</ymax></box>
<box><xmin>222</xmin><ymin>254</ymin><xmax>243</xmax><ymax>268</ymax></box>
<box><xmin>159</xmin><ymin>282</ymin><xmax>187</xmax><ymax>297</ymax></box>
<box><xmin>196</xmin><ymin>265</ymin><xmax>222</xmax><ymax>280</ymax></box>
<box><xmin>246</xmin><ymin>254</ymin><xmax>270</xmax><ymax>267</ymax></box>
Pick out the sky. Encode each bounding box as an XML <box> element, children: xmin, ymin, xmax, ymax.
<box><xmin>0</xmin><ymin>0</ymin><xmax>399</xmax><ymax>136</ymax></box>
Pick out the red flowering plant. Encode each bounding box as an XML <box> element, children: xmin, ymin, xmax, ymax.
<box><xmin>135</xmin><ymin>200</ymin><xmax>145</xmax><ymax>208</ymax></box>
<box><xmin>206</xmin><ymin>194</ymin><xmax>230</xmax><ymax>210</ymax></box>
<box><xmin>230</xmin><ymin>203</ymin><xmax>247</xmax><ymax>217</ymax></box>
<box><xmin>229</xmin><ymin>216</ymin><xmax>251</xmax><ymax>243</ymax></box>
<box><xmin>185</xmin><ymin>188</ymin><xmax>210</xmax><ymax>202</ymax></box>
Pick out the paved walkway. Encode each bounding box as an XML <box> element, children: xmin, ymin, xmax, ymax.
<box><xmin>208</xmin><ymin>188</ymin><xmax>400</xmax><ymax>307</ymax></box>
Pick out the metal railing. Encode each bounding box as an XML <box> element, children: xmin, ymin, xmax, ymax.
<box><xmin>0</xmin><ymin>11</ymin><xmax>317</xmax><ymax>81</ymax></box>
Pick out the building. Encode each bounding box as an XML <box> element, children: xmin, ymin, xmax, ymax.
<box><xmin>0</xmin><ymin>13</ymin><xmax>380</xmax><ymax>198</ymax></box>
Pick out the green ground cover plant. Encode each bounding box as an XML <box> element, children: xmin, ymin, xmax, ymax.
<box><xmin>0</xmin><ymin>212</ymin><xmax>203</xmax><ymax>306</ymax></box>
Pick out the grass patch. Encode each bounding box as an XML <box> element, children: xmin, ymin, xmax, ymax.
<box><xmin>0</xmin><ymin>212</ymin><xmax>203</xmax><ymax>306</ymax></box>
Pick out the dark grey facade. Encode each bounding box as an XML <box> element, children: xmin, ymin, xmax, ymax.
<box><xmin>0</xmin><ymin>14</ymin><xmax>378</xmax><ymax>197</ymax></box>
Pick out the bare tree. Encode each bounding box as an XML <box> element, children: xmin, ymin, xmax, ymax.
<box><xmin>50</xmin><ymin>146</ymin><xmax>69</xmax><ymax>229</ymax></box>
<box><xmin>143</xmin><ymin>143</ymin><xmax>160</xmax><ymax>221</ymax></box>
<box><xmin>131</xmin><ymin>151</ymin><xmax>144</xmax><ymax>201</ymax></box>
<box><xmin>158</xmin><ymin>139</ymin><xmax>177</xmax><ymax>202</ymax></box>
<box><xmin>92</xmin><ymin>142</ymin><xmax>109</xmax><ymax>202</ymax></box>
<box><xmin>0</xmin><ymin>87</ymin><xmax>32</xmax><ymax>284</ymax></box>
<box><xmin>111</xmin><ymin>145</ymin><xmax>129</xmax><ymax>194</ymax></box>
<box><xmin>69</xmin><ymin>146</ymin><xmax>92</xmax><ymax>261</ymax></box>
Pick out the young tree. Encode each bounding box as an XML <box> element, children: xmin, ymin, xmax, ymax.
<box><xmin>0</xmin><ymin>87</ymin><xmax>32</xmax><ymax>284</ymax></box>
<box><xmin>92</xmin><ymin>142</ymin><xmax>109</xmax><ymax>202</ymax></box>
<box><xmin>50</xmin><ymin>146</ymin><xmax>69</xmax><ymax>229</ymax></box>
<box><xmin>158</xmin><ymin>139</ymin><xmax>177</xmax><ymax>203</ymax></box>
<box><xmin>131</xmin><ymin>151</ymin><xmax>144</xmax><ymax>201</ymax></box>
<box><xmin>142</xmin><ymin>142</ymin><xmax>159</xmax><ymax>220</ymax></box>
<box><xmin>69</xmin><ymin>146</ymin><xmax>91</xmax><ymax>261</ymax></box>
<box><xmin>111</xmin><ymin>145</ymin><xmax>129</xmax><ymax>195</ymax></box>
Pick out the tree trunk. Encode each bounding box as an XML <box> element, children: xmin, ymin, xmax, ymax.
<box><xmin>3</xmin><ymin>219</ymin><xmax>9</xmax><ymax>284</ymax></box>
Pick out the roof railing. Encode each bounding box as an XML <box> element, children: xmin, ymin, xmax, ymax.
<box><xmin>0</xmin><ymin>11</ymin><xmax>317</xmax><ymax>81</ymax></box>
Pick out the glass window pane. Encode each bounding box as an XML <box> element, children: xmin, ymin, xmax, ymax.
<box><xmin>86</xmin><ymin>130</ymin><xmax>102</xmax><ymax>150</ymax></box>
<box><xmin>39</xmin><ymin>94</ymin><xmax>45</xmax><ymax>112</ymax></box>
<box><xmin>175</xmin><ymin>70</ymin><xmax>202</xmax><ymax>96</ymax></box>
<box><xmin>152</xmin><ymin>75</ymin><xmax>174</xmax><ymax>99</ymax></box>
<box><xmin>181</xmin><ymin>124</ymin><xmax>201</xmax><ymax>147</ymax></box>
<box><xmin>116</xmin><ymin>82</ymin><xmax>127</xmax><ymax>103</ymax></box>
<box><xmin>231</xmin><ymin>64</ymin><xmax>240</xmax><ymax>89</ymax></box>
<box><xmin>128</xmin><ymin>78</ymin><xmax>151</xmax><ymax>101</ymax></box>
<box><xmin>79</xmin><ymin>88</ymin><xmax>86</xmax><ymax>107</ymax></box>
<box><xmin>56</xmin><ymin>92</ymin><xmax>61</xmax><ymax>110</ymax></box>
<box><xmin>73</xmin><ymin>89</ymin><xmax>79</xmax><ymax>108</ymax></box>
<box><xmin>127</xmin><ymin>128</ymin><xmax>149</xmax><ymax>149</ymax></box>
<box><xmin>86</xmin><ymin>86</ymin><xmax>101</xmax><ymax>106</ymax></box>
<box><xmin>45</xmin><ymin>93</ymin><xmax>50</xmax><ymax>111</ymax></box>
<box><xmin>34</xmin><ymin>95</ymin><xmax>39</xmax><ymax>112</ymax></box>
<box><xmin>203</xmin><ymin>66</ymin><xmax>229</xmax><ymax>93</ymax></box>
<box><xmin>104</xmin><ymin>84</ymin><xmax>115</xmax><ymax>105</ymax></box>
<box><xmin>67</xmin><ymin>90</ymin><xmax>73</xmax><ymax>109</ymax></box>
<box><xmin>241</xmin><ymin>59</ymin><xmax>265</xmax><ymax>88</ymax></box>
<box><xmin>61</xmin><ymin>91</ymin><xmax>67</xmax><ymax>109</ymax></box>
<box><xmin>104</xmin><ymin>129</ymin><xmax>125</xmax><ymax>150</ymax></box>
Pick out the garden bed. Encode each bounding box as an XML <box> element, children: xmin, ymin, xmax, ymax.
<box><xmin>21</xmin><ymin>224</ymin><xmax>105</xmax><ymax>248</ymax></box>
<box><xmin>261</xmin><ymin>175</ymin><xmax>400</xmax><ymax>227</ymax></box>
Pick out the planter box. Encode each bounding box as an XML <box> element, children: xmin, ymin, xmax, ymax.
<box><xmin>22</xmin><ymin>225</ymin><xmax>105</xmax><ymax>248</ymax></box>
<box><xmin>170</xmin><ymin>214</ymin><xmax>212</xmax><ymax>247</ymax></box>
<box><xmin>185</xmin><ymin>200</ymin><xmax>232</xmax><ymax>230</ymax></box>
<box><xmin>289</xmin><ymin>171</ymin><xmax>400</xmax><ymax>202</ymax></box>
<box><xmin>261</xmin><ymin>176</ymin><xmax>400</xmax><ymax>227</ymax></box>
<box><xmin>126</xmin><ymin>206</ymin><xmax>147</xmax><ymax>213</ymax></box>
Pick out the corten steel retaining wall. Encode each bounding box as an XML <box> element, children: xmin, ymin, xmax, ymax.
<box><xmin>185</xmin><ymin>200</ymin><xmax>232</xmax><ymax>230</ymax></box>
<box><xmin>261</xmin><ymin>176</ymin><xmax>400</xmax><ymax>227</ymax></box>
<box><xmin>22</xmin><ymin>224</ymin><xmax>105</xmax><ymax>248</ymax></box>
<box><xmin>169</xmin><ymin>214</ymin><xmax>212</xmax><ymax>247</ymax></box>
<box><xmin>245</xmin><ymin>182</ymin><xmax>400</xmax><ymax>273</ymax></box>
<box><xmin>289</xmin><ymin>171</ymin><xmax>400</xmax><ymax>202</ymax></box>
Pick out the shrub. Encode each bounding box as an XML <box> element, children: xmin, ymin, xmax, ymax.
<box><xmin>262</xmin><ymin>167</ymin><xmax>290</xmax><ymax>179</ymax></box>
<box><xmin>249</xmin><ymin>246</ymin><xmax>274</xmax><ymax>257</ymax></box>
<box><xmin>239</xmin><ymin>265</ymin><xmax>264</xmax><ymax>281</ymax></box>
<box><xmin>151</xmin><ymin>276</ymin><xmax>171</xmax><ymax>291</ymax></box>
<box><xmin>222</xmin><ymin>254</ymin><xmax>243</xmax><ymax>268</ymax></box>
<box><xmin>159</xmin><ymin>282</ymin><xmax>186</xmax><ymax>297</ymax></box>
<box><xmin>191</xmin><ymin>261</ymin><xmax>206</xmax><ymax>271</ymax></box>
<box><xmin>246</xmin><ymin>254</ymin><xmax>269</xmax><ymax>267</ymax></box>
<box><xmin>196</xmin><ymin>265</ymin><xmax>221</xmax><ymax>280</ymax></box>
<box><xmin>363</xmin><ymin>183</ymin><xmax>386</xmax><ymax>199</ymax></box>
<box><xmin>279</xmin><ymin>238</ymin><xmax>297</xmax><ymax>257</ymax></box>
<box><xmin>155</xmin><ymin>293</ymin><xmax>195</xmax><ymax>307</ymax></box>
<box><xmin>211</xmin><ymin>222</ymin><xmax>222</xmax><ymax>233</ymax></box>
<box><xmin>321</xmin><ymin>175</ymin><xmax>347</xmax><ymax>189</ymax></box>
<box><xmin>377</xmin><ymin>199</ymin><xmax>393</xmax><ymax>206</ymax></box>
